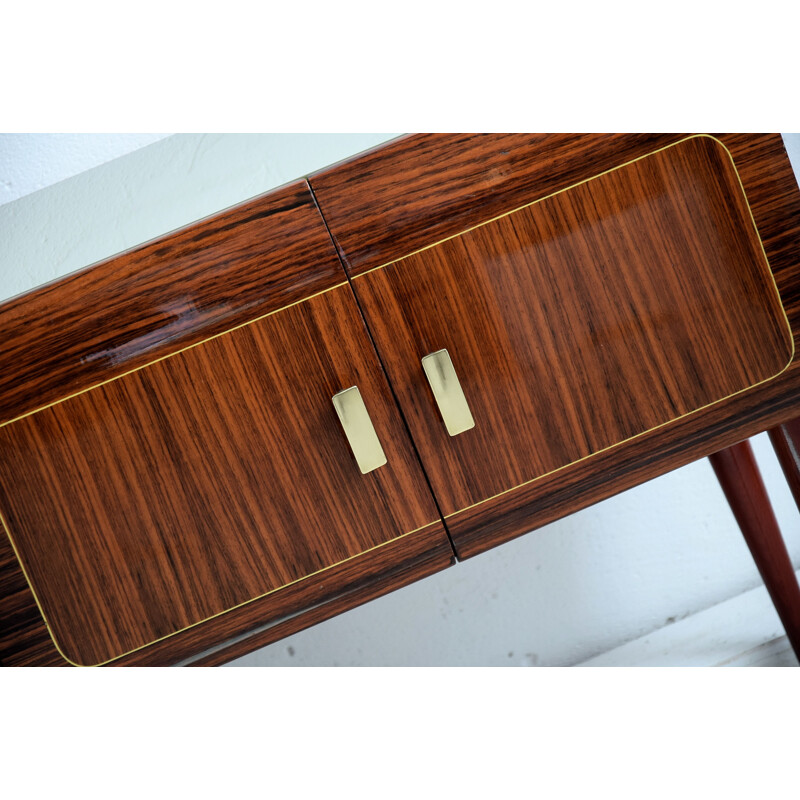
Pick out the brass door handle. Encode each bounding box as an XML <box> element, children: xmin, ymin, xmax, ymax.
<box><xmin>421</xmin><ymin>349</ymin><xmax>475</xmax><ymax>437</ymax></box>
<box><xmin>332</xmin><ymin>386</ymin><xmax>387</xmax><ymax>474</ymax></box>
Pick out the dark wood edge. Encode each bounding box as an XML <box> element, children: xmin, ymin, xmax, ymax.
<box><xmin>309</xmin><ymin>133</ymin><xmax>690</xmax><ymax>277</ymax></box>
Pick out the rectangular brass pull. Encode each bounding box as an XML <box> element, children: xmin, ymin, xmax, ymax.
<box><xmin>421</xmin><ymin>349</ymin><xmax>475</xmax><ymax>437</ymax></box>
<box><xmin>332</xmin><ymin>386</ymin><xmax>387</xmax><ymax>474</ymax></box>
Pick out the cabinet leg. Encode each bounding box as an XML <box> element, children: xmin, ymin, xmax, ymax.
<box><xmin>768</xmin><ymin>418</ymin><xmax>800</xmax><ymax>514</ymax></box>
<box><xmin>708</xmin><ymin>440</ymin><xmax>800</xmax><ymax>659</ymax></box>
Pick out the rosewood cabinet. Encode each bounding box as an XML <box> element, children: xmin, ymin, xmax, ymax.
<box><xmin>2</xmin><ymin>133</ymin><xmax>800</xmax><ymax>666</ymax></box>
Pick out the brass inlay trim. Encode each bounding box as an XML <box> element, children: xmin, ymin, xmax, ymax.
<box><xmin>351</xmin><ymin>135</ymin><xmax>795</xmax><ymax>521</ymax></box>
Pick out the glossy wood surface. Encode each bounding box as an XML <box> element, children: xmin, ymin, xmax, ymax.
<box><xmin>312</xmin><ymin>133</ymin><xmax>800</xmax><ymax>558</ymax></box>
<box><xmin>0</xmin><ymin>181</ymin><xmax>345</xmax><ymax>426</ymax></box>
<box><xmin>0</xmin><ymin>283</ymin><xmax>443</xmax><ymax>666</ymax></box>
<box><xmin>4</xmin><ymin>134</ymin><xmax>800</xmax><ymax>665</ymax></box>
<box><xmin>341</xmin><ymin>137</ymin><xmax>791</xmax><ymax>517</ymax></box>
<box><xmin>0</xmin><ymin>528</ymin><xmax>65</xmax><ymax>666</ymax></box>
<box><xmin>311</xmin><ymin>133</ymin><xmax>686</xmax><ymax>277</ymax></box>
<box><xmin>709</xmin><ymin>441</ymin><xmax>800</xmax><ymax>658</ymax></box>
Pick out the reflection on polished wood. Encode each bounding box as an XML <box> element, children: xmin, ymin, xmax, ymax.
<box><xmin>4</xmin><ymin>134</ymin><xmax>800</xmax><ymax>666</ymax></box>
<box><xmin>311</xmin><ymin>134</ymin><xmax>688</xmax><ymax>277</ymax></box>
<box><xmin>312</xmin><ymin>133</ymin><xmax>800</xmax><ymax>558</ymax></box>
<box><xmin>0</xmin><ymin>284</ymin><xmax>443</xmax><ymax>666</ymax></box>
<box><xmin>0</xmin><ymin>181</ymin><xmax>346</xmax><ymax>426</ymax></box>
<box><xmin>346</xmin><ymin>137</ymin><xmax>791</xmax><ymax>519</ymax></box>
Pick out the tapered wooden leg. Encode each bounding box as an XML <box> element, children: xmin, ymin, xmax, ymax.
<box><xmin>768</xmin><ymin>418</ymin><xmax>800</xmax><ymax>514</ymax></box>
<box><xmin>709</xmin><ymin>440</ymin><xmax>800</xmax><ymax>659</ymax></box>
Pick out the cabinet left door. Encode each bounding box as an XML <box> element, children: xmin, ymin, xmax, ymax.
<box><xmin>0</xmin><ymin>181</ymin><xmax>451</xmax><ymax>667</ymax></box>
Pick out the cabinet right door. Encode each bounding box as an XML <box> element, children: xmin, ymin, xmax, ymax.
<box><xmin>316</xmin><ymin>135</ymin><xmax>793</xmax><ymax>551</ymax></box>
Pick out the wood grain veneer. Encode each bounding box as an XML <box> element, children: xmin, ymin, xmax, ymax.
<box><xmin>343</xmin><ymin>136</ymin><xmax>791</xmax><ymax>515</ymax></box>
<box><xmin>0</xmin><ymin>181</ymin><xmax>451</xmax><ymax>666</ymax></box>
<box><xmin>6</xmin><ymin>134</ymin><xmax>800</xmax><ymax>665</ymax></box>
<box><xmin>311</xmin><ymin>133</ymin><xmax>686</xmax><ymax>278</ymax></box>
<box><xmin>311</xmin><ymin>133</ymin><xmax>800</xmax><ymax>558</ymax></box>
<box><xmin>0</xmin><ymin>283</ymin><xmax>443</xmax><ymax>666</ymax></box>
<box><xmin>0</xmin><ymin>181</ymin><xmax>345</xmax><ymax>426</ymax></box>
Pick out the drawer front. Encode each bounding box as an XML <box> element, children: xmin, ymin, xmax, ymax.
<box><xmin>333</xmin><ymin>136</ymin><xmax>792</xmax><ymax>517</ymax></box>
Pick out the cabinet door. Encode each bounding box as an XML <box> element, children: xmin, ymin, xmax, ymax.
<box><xmin>0</xmin><ymin>182</ymin><xmax>449</xmax><ymax>666</ymax></box>
<box><xmin>312</xmin><ymin>135</ymin><xmax>798</xmax><ymax>555</ymax></box>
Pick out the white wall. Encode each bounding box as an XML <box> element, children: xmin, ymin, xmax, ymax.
<box><xmin>0</xmin><ymin>134</ymin><xmax>172</xmax><ymax>206</ymax></box>
<box><xmin>1</xmin><ymin>133</ymin><xmax>799</xmax><ymax>666</ymax></box>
